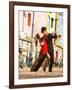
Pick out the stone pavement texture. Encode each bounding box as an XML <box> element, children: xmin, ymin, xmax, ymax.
<box><xmin>19</xmin><ymin>67</ymin><xmax>63</xmax><ymax>79</ymax></box>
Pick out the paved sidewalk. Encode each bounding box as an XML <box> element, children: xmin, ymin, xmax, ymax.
<box><xmin>19</xmin><ymin>66</ymin><xmax>63</xmax><ymax>79</ymax></box>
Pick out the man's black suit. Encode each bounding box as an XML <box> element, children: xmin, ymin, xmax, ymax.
<box><xmin>45</xmin><ymin>33</ymin><xmax>57</xmax><ymax>72</ymax></box>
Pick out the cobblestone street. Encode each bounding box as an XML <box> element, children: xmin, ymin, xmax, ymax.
<box><xmin>19</xmin><ymin>66</ymin><xmax>63</xmax><ymax>79</ymax></box>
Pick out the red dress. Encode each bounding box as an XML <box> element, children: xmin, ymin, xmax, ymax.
<box><xmin>39</xmin><ymin>39</ymin><xmax>48</xmax><ymax>55</ymax></box>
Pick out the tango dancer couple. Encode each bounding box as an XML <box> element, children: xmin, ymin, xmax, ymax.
<box><xmin>30</xmin><ymin>27</ymin><xmax>61</xmax><ymax>72</ymax></box>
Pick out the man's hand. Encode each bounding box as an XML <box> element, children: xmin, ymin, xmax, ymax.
<box><xmin>57</xmin><ymin>35</ymin><xmax>61</xmax><ymax>39</ymax></box>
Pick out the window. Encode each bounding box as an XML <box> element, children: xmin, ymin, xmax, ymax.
<box><xmin>51</xmin><ymin>18</ymin><xmax>54</xmax><ymax>28</ymax></box>
<box><xmin>28</xmin><ymin>13</ymin><xmax>31</xmax><ymax>26</ymax></box>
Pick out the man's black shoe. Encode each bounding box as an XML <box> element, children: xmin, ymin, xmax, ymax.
<box><xmin>43</xmin><ymin>67</ymin><xmax>46</xmax><ymax>72</ymax></box>
<box><xmin>49</xmin><ymin>70</ymin><xmax>52</xmax><ymax>72</ymax></box>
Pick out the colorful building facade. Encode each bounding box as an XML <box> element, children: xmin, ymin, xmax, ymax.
<box><xmin>18</xmin><ymin>10</ymin><xmax>63</xmax><ymax>66</ymax></box>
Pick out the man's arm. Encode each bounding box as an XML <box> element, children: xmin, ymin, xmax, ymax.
<box><xmin>52</xmin><ymin>33</ymin><xmax>57</xmax><ymax>38</ymax></box>
<box><xmin>50</xmin><ymin>33</ymin><xmax>61</xmax><ymax>39</ymax></box>
<box><xmin>48</xmin><ymin>33</ymin><xmax>57</xmax><ymax>39</ymax></box>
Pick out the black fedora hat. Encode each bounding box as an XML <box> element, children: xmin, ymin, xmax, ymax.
<box><xmin>41</xmin><ymin>27</ymin><xmax>47</xmax><ymax>33</ymax></box>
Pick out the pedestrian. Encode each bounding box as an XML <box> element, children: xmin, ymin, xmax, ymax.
<box><xmin>19</xmin><ymin>48</ymin><xmax>23</xmax><ymax>69</ymax></box>
<box><xmin>55</xmin><ymin>51</ymin><xmax>58</xmax><ymax>66</ymax></box>
<box><xmin>41</xmin><ymin>27</ymin><xmax>61</xmax><ymax>72</ymax></box>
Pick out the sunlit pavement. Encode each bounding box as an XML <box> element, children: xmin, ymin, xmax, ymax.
<box><xmin>19</xmin><ymin>66</ymin><xmax>63</xmax><ymax>79</ymax></box>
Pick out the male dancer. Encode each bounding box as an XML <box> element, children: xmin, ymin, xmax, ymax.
<box><xmin>41</xmin><ymin>27</ymin><xmax>61</xmax><ymax>72</ymax></box>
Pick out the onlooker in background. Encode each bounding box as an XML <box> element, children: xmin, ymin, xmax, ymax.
<box><xmin>19</xmin><ymin>48</ymin><xmax>23</xmax><ymax>69</ymax></box>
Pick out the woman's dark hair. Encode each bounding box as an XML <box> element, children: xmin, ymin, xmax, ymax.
<box><xmin>35</xmin><ymin>33</ymin><xmax>40</xmax><ymax>39</ymax></box>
